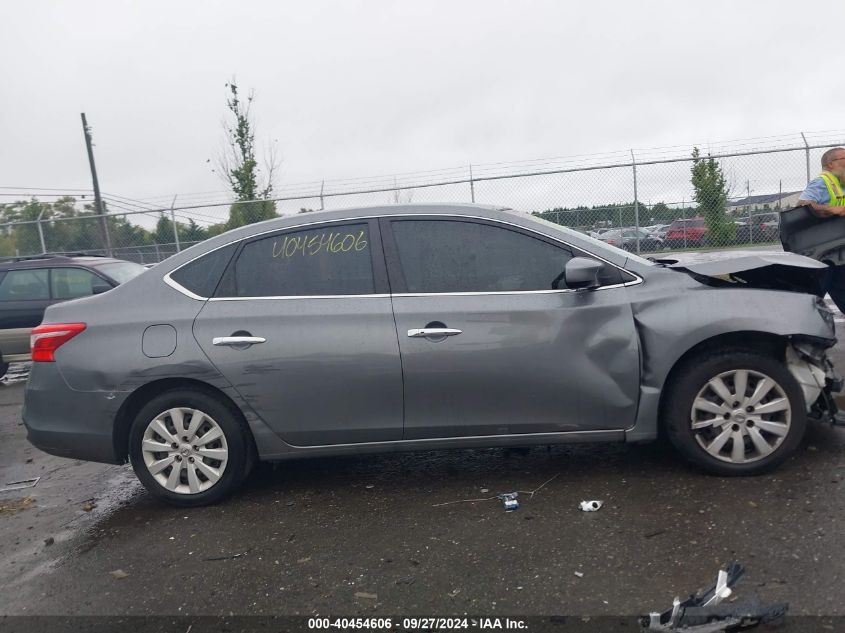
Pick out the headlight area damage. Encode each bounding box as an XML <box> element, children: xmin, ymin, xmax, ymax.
<box><xmin>788</xmin><ymin>335</ymin><xmax>845</xmax><ymax>426</ymax></box>
<box><xmin>657</xmin><ymin>251</ymin><xmax>845</xmax><ymax>426</ymax></box>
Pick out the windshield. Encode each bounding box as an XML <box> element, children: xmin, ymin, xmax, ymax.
<box><xmin>528</xmin><ymin>215</ymin><xmax>656</xmax><ymax>266</ymax></box>
<box><xmin>95</xmin><ymin>261</ymin><xmax>146</xmax><ymax>284</ymax></box>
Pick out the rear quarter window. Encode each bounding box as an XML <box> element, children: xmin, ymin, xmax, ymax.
<box><xmin>169</xmin><ymin>244</ymin><xmax>237</xmax><ymax>298</ymax></box>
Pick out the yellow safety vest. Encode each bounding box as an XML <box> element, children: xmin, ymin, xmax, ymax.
<box><xmin>820</xmin><ymin>171</ymin><xmax>845</xmax><ymax>206</ymax></box>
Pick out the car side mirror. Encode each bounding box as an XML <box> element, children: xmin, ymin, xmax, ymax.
<box><xmin>91</xmin><ymin>282</ymin><xmax>112</xmax><ymax>295</ymax></box>
<box><xmin>564</xmin><ymin>257</ymin><xmax>603</xmax><ymax>290</ymax></box>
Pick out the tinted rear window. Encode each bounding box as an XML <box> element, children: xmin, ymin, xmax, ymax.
<box><xmin>170</xmin><ymin>244</ymin><xmax>237</xmax><ymax>298</ymax></box>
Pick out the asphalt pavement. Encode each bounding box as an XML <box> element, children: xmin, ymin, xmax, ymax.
<box><xmin>2</xmin><ymin>249</ymin><xmax>845</xmax><ymax>625</ymax></box>
<box><xmin>1</xmin><ymin>367</ymin><xmax>844</xmax><ymax>621</ymax></box>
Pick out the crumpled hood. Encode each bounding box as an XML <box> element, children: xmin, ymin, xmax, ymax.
<box><xmin>653</xmin><ymin>250</ymin><xmax>828</xmax><ymax>295</ymax></box>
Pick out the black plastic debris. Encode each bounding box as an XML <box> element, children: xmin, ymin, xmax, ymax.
<box><xmin>642</xmin><ymin>562</ymin><xmax>788</xmax><ymax>632</ymax></box>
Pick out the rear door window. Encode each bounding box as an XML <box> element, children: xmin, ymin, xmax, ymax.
<box><xmin>217</xmin><ymin>223</ymin><xmax>375</xmax><ymax>297</ymax></box>
<box><xmin>50</xmin><ymin>268</ymin><xmax>102</xmax><ymax>299</ymax></box>
<box><xmin>0</xmin><ymin>269</ymin><xmax>49</xmax><ymax>301</ymax></box>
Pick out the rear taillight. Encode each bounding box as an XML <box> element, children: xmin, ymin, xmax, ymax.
<box><xmin>31</xmin><ymin>323</ymin><xmax>86</xmax><ymax>362</ymax></box>
<box><xmin>606</xmin><ymin>239</ymin><xmax>617</xmax><ymax>245</ymax></box>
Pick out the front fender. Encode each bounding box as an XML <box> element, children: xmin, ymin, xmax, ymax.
<box><xmin>624</xmin><ymin>273</ymin><xmax>834</xmax><ymax>442</ymax></box>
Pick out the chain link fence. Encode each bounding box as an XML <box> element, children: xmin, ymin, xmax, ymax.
<box><xmin>1</xmin><ymin>131</ymin><xmax>843</xmax><ymax>263</ymax></box>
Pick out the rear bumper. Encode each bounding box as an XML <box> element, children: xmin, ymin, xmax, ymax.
<box><xmin>22</xmin><ymin>363</ymin><xmax>129</xmax><ymax>464</ymax></box>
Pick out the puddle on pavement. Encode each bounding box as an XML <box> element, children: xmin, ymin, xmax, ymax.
<box><xmin>1</xmin><ymin>362</ymin><xmax>31</xmax><ymax>385</ymax></box>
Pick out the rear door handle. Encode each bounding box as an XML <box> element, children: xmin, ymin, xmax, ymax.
<box><xmin>407</xmin><ymin>328</ymin><xmax>462</xmax><ymax>338</ymax></box>
<box><xmin>212</xmin><ymin>336</ymin><xmax>266</xmax><ymax>347</ymax></box>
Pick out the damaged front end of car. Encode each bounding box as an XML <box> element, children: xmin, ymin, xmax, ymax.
<box><xmin>659</xmin><ymin>251</ymin><xmax>845</xmax><ymax>426</ymax></box>
<box><xmin>788</xmin><ymin>333</ymin><xmax>845</xmax><ymax>426</ymax></box>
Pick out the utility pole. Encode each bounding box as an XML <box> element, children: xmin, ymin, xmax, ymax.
<box><xmin>80</xmin><ymin>113</ymin><xmax>112</xmax><ymax>255</ymax></box>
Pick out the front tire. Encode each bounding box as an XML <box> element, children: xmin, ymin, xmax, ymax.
<box><xmin>128</xmin><ymin>389</ymin><xmax>254</xmax><ymax>506</ymax></box>
<box><xmin>663</xmin><ymin>349</ymin><xmax>806</xmax><ymax>476</ymax></box>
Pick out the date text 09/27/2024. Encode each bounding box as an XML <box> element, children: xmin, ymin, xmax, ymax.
<box><xmin>307</xmin><ymin>618</ymin><xmax>528</xmax><ymax>630</ymax></box>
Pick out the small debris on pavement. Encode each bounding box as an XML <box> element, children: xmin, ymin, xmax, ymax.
<box><xmin>480</xmin><ymin>488</ymin><xmax>489</xmax><ymax>493</ymax></box>
<box><xmin>498</xmin><ymin>492</ymin><xmax>519</xmax><ymax>511</ymax></box>
<box><xmin>0</xmin><ymin>477</ymin><xmax>40</xmax><ymax>493</ymax></box>
<box><xmin>574</xmin><ymin>571</ymin><xmax>584</xmax><ymax>578</ymax></box>
<box><xmin>109</xmin><ymin>569</ymin><xmax>129</xmax><ymax>579</ymax></box>
<box><xmin>204</xmin><ymin>550</ymin><xmax>250</xmax><ymax>561</ymax></box>
<box><xmin>0</xmin><ymin>496</ymin><xmax>35</xmax><ymax>515</ymax></box>
<box><xmin>25</xmin><ymin>458</ymin><xmax>33</xmax><ymax>463</ymax></box>
<box><xmin>365</xmin><ymin>484</ymin><xmax>375</xmax><ymax>489</ymax></box>
<box><xmin>44</xmin><ymin>537</ymin><xmax>55</xmax><ymax>546</ymax></box>
<box><xmin>579</xmin><ymin>500</ymin><xmax>603</xmax><ymax>512</ymax></box>
<box><xmin>432</xmin><ymin>474</ymin><xmax>559</xmax><ymax>508</ymax></box>
<box><xmin>297</xmin><ymin>556</ymin><xmax>311</xmax><ymax>563</ymax></box>
<box><xmin>448</xmin><ymin>589</ymin><xmax>461</xmax><ymax>598</ymax></box>
<box><xmin>354</xmin><ymin>591</ymin><xmax>378</xmax><ymax>600</ymax></box>
<box><xmin>82</xmin><ymin>501</ymin><xmax>97</xmax><ymax>512</ymax></box>
<box><xmin>642</xmin><ymin>562</ymin><xmax>788</xmax><ymax>632</ymax></box>
<box><xmin>644</xmin><ymin>529</ymin><xmax>666</xmax><ymax>539</ymax></box>
<box><xmin>396</xmin><ymin>576</ymin><xmax>415</xmax><ymax>585</ymax></box>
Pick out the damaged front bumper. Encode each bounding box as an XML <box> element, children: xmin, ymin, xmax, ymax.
<box><xmin>787</xmin><ymin>336</ymin><xmax>844</xmax><ymax>426</ymax></box>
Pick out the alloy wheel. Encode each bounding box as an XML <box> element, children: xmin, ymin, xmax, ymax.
<box><xmin>141</xmin><ymin>407</ymin><xmax>229</xmax><ymax>494</ymax></box>
<box><xmin>690</xmin><ymin>369</ymin><xmax>791</xmax><ymax>464</ymax></box>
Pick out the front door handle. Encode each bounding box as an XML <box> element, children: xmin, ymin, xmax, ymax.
<box><xmin>407</xmin><ymin>328</ymin><xmax>462</xmax><ymax>338</ymax></box>
<box><xmin>212</xmin><ymin>336</ymin><xmax>267</xmax><ymax>347</ymax></box>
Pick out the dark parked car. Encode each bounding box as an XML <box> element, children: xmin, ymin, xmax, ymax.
<box><xmin>735</xmin><ymin>213</ymin><xmax>780</xmax><ymax>244</ymax></box>
<box><xmin>665</xmin><ymin>217</ymin><xmax>708</xmax><ymax>248</ymax></box>
<box><xmin>23</xmin><ymin>205</ymin><xmax>841</xmax><ymax>506</ymax></box>
<box><xmin>0</xmin><ymin>254</ymin><xmax>145</xmax><ymax>375</ymax></box>
<box><xmin>600</xmin><ymin>228</ymin><xmax>665</xmax><ymax>252</ymax></box>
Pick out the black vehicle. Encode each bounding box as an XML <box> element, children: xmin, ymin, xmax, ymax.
<box><xmin>734</xmin><ymin>213</ymin><xmax>780</xmax><ymax>244</ymax></box>
<box><xmin>0</xmin><ymin>254</ymin><xmax>145</xmax><ymax>375</ymax></box>
<box><xmin>600</xmin><ymin>228</ymin><xmax>665</xmax><ymax>252</ymax></box>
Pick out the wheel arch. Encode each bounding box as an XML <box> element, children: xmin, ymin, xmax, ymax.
<box><xmin>112</xmin><ymin>377</ymin><xmax>250</xmax><ymax>464</ymax></box>
<box><xmin>657</xmin><ymin>330</ymin><xmax>788</xmax><ymax>430</ymax></box>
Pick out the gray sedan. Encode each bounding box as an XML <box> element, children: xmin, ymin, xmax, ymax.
<box><xmin>23</xmin><ymin>205</ymin><xmax>842</xmax><ymax>506</ymax></box>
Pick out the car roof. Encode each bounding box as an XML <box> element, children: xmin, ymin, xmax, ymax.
<box><xmin>0</xmin><ymin>254</ymin><xmax>128</xmax><ymax>271</ymax></box>
<box><xmin>154</xmin><ymin>202</ymin><xmax>635</xmax><ymax>274</ymax></box>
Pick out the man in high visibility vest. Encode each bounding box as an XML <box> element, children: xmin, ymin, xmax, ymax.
<box><xmin>798</xmin><ymin>147</ymin><xmax>845</xmax><ymax>215</ymax></box>
<box><xmin>797</xmin><ymin>147</ymin><xmax>845</xmax><ymax>312</ymax></box>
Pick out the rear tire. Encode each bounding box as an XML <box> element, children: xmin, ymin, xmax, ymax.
<box><xmin>128</xmin><ymin>389</ymin><xmax>254</xmax><ymax>506</ymax></box>
<box><xmin>663</xmin><ymin>349</ymin><xmax>806</xmax><ymax>476</ymax></box>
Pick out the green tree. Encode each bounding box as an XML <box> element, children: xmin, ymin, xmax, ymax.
<box><xmin>690</xmin><ymin>147</ymin><xmax>734</xmax><ymax>245</ymax></box>
<box><xmin>216</xmin><ymin>81</ymin><xmax>279</xmax><ymax>230</ymax></box>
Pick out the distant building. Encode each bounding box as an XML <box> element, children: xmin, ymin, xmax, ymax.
<box><xmin>727</xmin><ymin>191</ymin><xmax>802</xmax><ymax>215</ymax></box>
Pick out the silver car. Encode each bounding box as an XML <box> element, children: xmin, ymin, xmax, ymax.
<box><xmin>23</xmin><ymin>205</ymin><xmax>842</xmax><ymax>506</ymax></box>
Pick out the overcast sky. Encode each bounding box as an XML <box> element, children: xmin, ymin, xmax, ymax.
<box><xmin>2</xmin><ymin>0</ymin><xmax>843</xmax><ymax>215</ymax></box>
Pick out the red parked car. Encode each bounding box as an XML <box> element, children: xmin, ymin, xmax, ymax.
<box><xmin>665</xmin><ymin>217</ymin><xmax>708</xmax><ymax>248</ymax></box>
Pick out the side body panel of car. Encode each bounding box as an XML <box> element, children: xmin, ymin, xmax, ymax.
<box><xmin>28</xmin><ymin>206</ymin><xmax>835</xmax><ymax>464</ymax></box>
